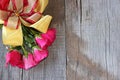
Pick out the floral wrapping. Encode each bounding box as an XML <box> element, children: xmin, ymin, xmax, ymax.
<box><xmin>0</xmin><ymin>0</ymin><xmax>56</xmax><ymax>70</ymax></box>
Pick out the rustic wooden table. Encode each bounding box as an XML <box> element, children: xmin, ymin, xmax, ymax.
<box><xmin>0</xmin><ymin>0</ymin><xmax>120</xmax><ymax>80</ymax></box>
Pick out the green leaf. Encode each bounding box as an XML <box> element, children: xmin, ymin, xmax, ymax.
<box><xmin>24</xmin><ymin>36</ymin><xmax>34</xmax><ymax>43</ymax></box>
<box><xmin>10</xmin><ymin>46</ymin><xmax>21</xmax><ymax>50</ymax></box>
<box><xmin>0</xmin><ymin>24</ymin><xmax>3</xmax><ymax>29</ymax></box>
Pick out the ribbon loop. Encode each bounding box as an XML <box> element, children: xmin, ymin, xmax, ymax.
<box><xmin>0</xmin><ymin>10</ymin><xmax>9</xmax><ymax>21</ymax></box>
<box><xmin>25</xmin><ymin>12</ymin><xmax>42</xmax><ymax>24</ymax></box>
<box><xmin>0</xmin><ymin>0</ymin><xmax>40</xmax><ymax>29</ymax></box>
<box><xmin>5</xmin><ymin>15</ymin><xmax>20</xmax><ymax>29</ymax></box>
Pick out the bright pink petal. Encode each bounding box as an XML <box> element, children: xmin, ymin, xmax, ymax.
<box><xmin>35</xmin><ymin>37</ymin><xmax>49</xmax><ymax>49</ymax></box>
<box><xmin>33</xmin><ymin>49</ymin><xmax>48</xmax><ymax>63</ymax></box>
<box><xmin>41</xmin><ymin>28</ymin><xmax>56</xmax><ymax>45</ymax></box>
<box><xmin>23</xmin><ymin>53</ymin><xmax>37</xmax><ymax>70</ymax></box>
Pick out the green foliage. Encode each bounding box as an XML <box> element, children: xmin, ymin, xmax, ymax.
<box><xmin>0</xmin><ymin>24</ymin><xmax>3</xmax><ymax>29</ymax></box>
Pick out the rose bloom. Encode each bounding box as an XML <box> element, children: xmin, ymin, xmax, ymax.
<box><xmin>33</xmin><ymin>48</ymin><xmax>48</xmax><ymax>63</ymax></box>
<box><xmin>35</xmin><ymin>28</ymin><xmax>56</xmax><ymax>49</ymax></box>
<box><xmin>6</xmin><ymin>50</ymin><xmax>24</xmax><ymax>68</ymax></box>
<box><xmin>23</xmin><ymin>53</ymin><xmax>37</xmax><ymax>70</ymax></box>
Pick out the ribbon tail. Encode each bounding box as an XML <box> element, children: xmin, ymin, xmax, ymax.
<box><xmin>30</xmin><ymin>15</ymin><xmax>52</xmax><ymax>33</ymax></box>
<box><xmin>2</xmin><ymin>24</ymin><xmax>23</xmax><ymax>46</ymax></box>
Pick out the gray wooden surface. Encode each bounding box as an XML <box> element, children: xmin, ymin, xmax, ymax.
<box><xmin>0</xmin><ymin>0</ymin><xmax>120</xmax><ymax>80</ymax></box>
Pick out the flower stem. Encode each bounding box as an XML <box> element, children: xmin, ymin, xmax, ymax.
<box><xmin>21</xmin><ymin>46</ymin><xmax>28</xmax><ymax>57</ymax></box>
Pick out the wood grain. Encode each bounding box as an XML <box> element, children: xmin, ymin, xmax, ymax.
<box><xmin>65</xmin><ymin>0</ymin><xmax>120</xmax><ymax>80</ymax></box>
<box><xmin>0</xmin><ymin>30</ymin><xmax>23</xmax><ymax>80</ymax></box>
<box><xmin>0</xmin><ymin>0</ymin><xmax>120</xmax><ymax>80</ymax></box>
<box><xmin>105</xmin><ymin>0</ymin><xmax>120</xmax><ymax>79</ymax></box>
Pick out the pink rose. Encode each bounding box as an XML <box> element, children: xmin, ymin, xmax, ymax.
<box><xmin>41</xmin><ymin>28</ymin><xmax>56</xmax><ymax>45</ymax></box>
<box><xmin>23</xmin><ymin>53</ymin><xmax>37</xmax><ymax>70</ymax></box>
<box><xmin>5</xmin><ymin>50</ymin><xmax>24</xmax><ymax>68</ymax></box>
<box><xmin>35</xmin><ymin>37</ymin><xmax>49</xmax><ymax>49</ymax></box>
<box><xmin>35</xmin><ymin>28</ymin><xmax>56</xmax><ymax>49</ymax></box>
<box><xmin>33</xmin><ymin>48</ymin><xmax>48</xmax><ymax>63</ymax></box>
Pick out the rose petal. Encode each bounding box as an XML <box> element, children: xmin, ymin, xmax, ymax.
<box><xmin>33</xmin><ymin>49</ymin><xmax>48</xmax><ymax>63</ymax></box>
<box><xmin>23</xmin><ymin>53</ymin><xmax>37</xmax><ymax>70</ymax></box>
<box><xmin>35</xmin><ymin>37</ymin><xmax>49</xmax><ymax>49</ymax></box>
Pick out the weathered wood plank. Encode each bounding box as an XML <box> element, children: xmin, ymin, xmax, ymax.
<box><xmin>106</xmin><ymin>0</ymin><xmax>120</xmax><ymax>79</ymax></box>
<box><xmin>0</xmin><ymin>0</ymin><xmax>120</xmax><ymax>80</ymax></box>
<box><xmin>65</xmin><ymin>0</ymin><xmax>81</xmax><ymax>80</ymax></box>
<box><xmin>0</xmin><ymin>30</ymin><xmax>22</xmax><ymax>80</ymax></box>
<box><xmin>22</xmin><ymin>0</ymin><xmax>66</xmax><ymax>80</ymax></box>
<box><xmin>81</xmin><ymin>0</ymin><xmax>108</xmax><ymax>79</ymax></box>
<box><xmin>65</xmin><ymin>0</ymin><xmax>120</xmax><ymax>80</ymax></box>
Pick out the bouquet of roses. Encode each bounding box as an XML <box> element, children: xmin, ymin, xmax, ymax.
<box><xmin>0</xmin><ymin>0</ymin><xmax>56</xmax><ymax>70</ymax></box>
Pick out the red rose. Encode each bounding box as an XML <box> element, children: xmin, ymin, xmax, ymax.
<box><xmin>6</xmin><ymin>50</ymin><xmax>24</xmax><ymax>68</ymax></box>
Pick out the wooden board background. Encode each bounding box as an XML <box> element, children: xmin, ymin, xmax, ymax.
<box><xmin>0</xmin><ymin>0</ymin><xmax>120</xmax><ymax>80</ymax></box>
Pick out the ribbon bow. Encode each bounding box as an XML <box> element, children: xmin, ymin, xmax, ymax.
<box><xmin>0</xmin><ymin>0</ymin><xmax>52</xmax><ymax>46</ymax></box>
